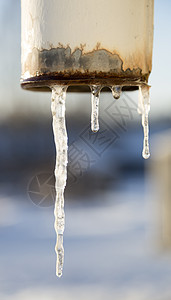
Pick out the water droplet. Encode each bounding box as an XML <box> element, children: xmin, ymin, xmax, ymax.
<box><xmin>111</xmin><ymin>85</ymin><xmax>122</xmax><ymax>99</ymax></box>
<box><xmin>139</xmin><ymin>85</ymin><xmax>150</xmax><ymax>159</ymax></box>
<box><xmin>90</xmin><ymin>85</ymin><xmax>101</xmax><ymax>132</ymax></box>
<box><xmin>51</xmin><ymin>85</ymin><xmax>68</xmax><ymax>277</ymax></box>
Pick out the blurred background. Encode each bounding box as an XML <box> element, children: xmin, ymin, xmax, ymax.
<box><xmin>0</xmin><ymin>0</ymin><xmax>171</xmax><ymax>299</ymax></box>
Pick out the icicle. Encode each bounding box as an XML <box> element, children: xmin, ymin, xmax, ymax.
<box><xmin>51</xmin><ymin>85</ymin><xmax>68</xmax><ymax>277</ymax></box>
<box><xmin>137</xmin><ymin>86</ymin><xmax>144</xmax><ymax>115</ymax></box>
<box><xmin>111</xmin><ymin>85</ymin><xmax>122</xmax><ymax>99</ymax></box>
<box><xmin>139</xmin><ymin>85</ymin><xmax>150</xmax><ymax>159</ymax></box>
<box><xmin>90</xmin><ymin>85</ymin><xmax>101</xmax><ymax>132</ymax></box>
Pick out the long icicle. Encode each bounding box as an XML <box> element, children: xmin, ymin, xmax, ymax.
<box><xmin>51</xmin><ymin>85</ymin><xmax>68</xmax><ymax>277</ymax></box>
<box><xmin>139</xmin><ymin>85</ymin><xmax>150</xmax><ymax>159</ymax></box>
<box><xmin>90</xmin><ymin>85</ymin><xmax>101</xmax><ymax>132</ymax></box>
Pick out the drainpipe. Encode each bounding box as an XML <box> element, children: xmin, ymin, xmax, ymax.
<box><xmin>21</xmin><ymin>0</ymin><xmax>154</xmax><ymax>91</ymax></box>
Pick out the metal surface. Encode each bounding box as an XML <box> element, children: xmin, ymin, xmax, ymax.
<box><xmin>21</xmin><ymin>0</ymin><xmax>154</xmax><ymax>91</ymax></box>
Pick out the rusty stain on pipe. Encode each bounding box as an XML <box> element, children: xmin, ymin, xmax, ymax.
<box><xmin>21</xmin><ymin>47</ymin><xmax>149</xmax><ymax>91</ymax></box>
<box><xmin>21</xmin><ymin>0</ymin><xmax>154</xmax><ymax>91</ymax></box>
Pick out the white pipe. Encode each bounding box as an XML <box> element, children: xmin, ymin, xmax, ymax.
<box><xmin>21</xmin><ymin>0</ymin><xmax>154</xmax><ymax>86</ymax></box>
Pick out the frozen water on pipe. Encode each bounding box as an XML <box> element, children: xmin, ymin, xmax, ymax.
<box><xmin>138</xmin><ymin>85</ymin><xmax>150</xmax><ymax>159</ymax></box>
<box><xmin>49</xmin><ymin>83</ymin><xmax>150</xmax><ymax>279</ymax></box>
<box><xmin>51</xmin><ymin>85</ymin><xmax>68</xmax><ymax>277</ymax></box>
<box><xmin>90</xmin><ymin>85</ymin><xmax>101</xmax><ymax>132</ymax></box>
<box><xmin>137</xmin><ymin>86</ymin><xmax>144</xmax><ymax>115</ymax></box>
<box><xmin>111</xmin><ymin>85</ymin><xmax>122</xmax><ymax>99</ymax></box>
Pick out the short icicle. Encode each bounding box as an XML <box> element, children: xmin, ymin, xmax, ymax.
<box><xmin>51</xmin><ymin>85</ymin><xmax>68</xmax><ymax>277</ymax></box>
<box><xmin>139</xmin><ymin>85</ymin><xmax>150</xmax><ymax>159</ymax></box>
<box><xmin>111</xmin><ymin>85</ymin><xmax>122</xmax><ymax>99</ymax></box>
<box><xmin>90</xmin><ymin>85</ymin><xmax>101</xmax><ymax>132</ymax></box>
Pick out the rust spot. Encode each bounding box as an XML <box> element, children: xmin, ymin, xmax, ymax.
<box><xmin>95</xmin><ymin>42</ymin><xmax>101</xmax><ymax>50</ymax></box>
<box><xmin>80</xmin><ymin>43</ymin><xmax>86</xmax><ymax>52</ymax></box>
<box><xmin>58</xmin><ymin>42</ymin><xmax>64</xmax><ymax>48</ymax></box>
<box><xmin>21</xmin><ymin>46</ymin><xmax>150</xmax><ymax>91</ymax></box>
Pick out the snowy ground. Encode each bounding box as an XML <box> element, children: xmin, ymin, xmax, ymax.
<box><xmin>0</xmin><ymin>178</ymin><xmax>171</xmax><ymax>300</ymax></box>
